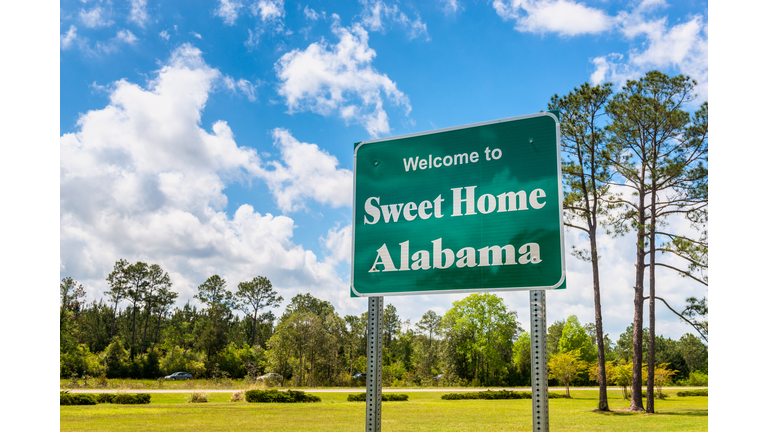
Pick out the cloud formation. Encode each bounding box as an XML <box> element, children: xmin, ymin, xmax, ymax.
<box><xmin>590</xmin><ymin>12</ymin><xmax>708</xmax><ymax>99</ymax></box>
<box><xmin>261</xmin><ymin>129</ymin><xmax>353</xmax><ymax>213</ymax></box>
<box><xmin>60</xmin><ymin>44</ymin><xmax>350</xmax><ymax>309</ymax></box>
<box><xmin>492</xmin><ymin>0</ymin><xmax>613</xmax><ymax>36</ymax></box>
<box><xmin>359</xmin><ymin>0</ymin><xmax>429</xmax><ymax>40</ymax></box>
<box><xmin>275</xmin><ymin>17</ymin><xmax>411</xmax><ymax>137</ymax></box>
<box><xmin>129</xmin><ymin>0</ymin><xmax>149</xmax><ymax>27</ymax></box>
<box><xmin>215</xmin><ymin>0</ymin><xmax>244</xmax><ymax>25</ymax></box>
<box><xmin>79</xmin><ymin>6</ymin><xmax>112</xmax><ymax>28</ymax></box>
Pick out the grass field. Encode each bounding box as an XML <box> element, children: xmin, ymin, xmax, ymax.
<box><xmin>60</xmin><ymin>389</ymin><xmax>707</xmax><ymax>431</ymax></box>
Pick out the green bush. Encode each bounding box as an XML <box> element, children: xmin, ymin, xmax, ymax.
<box><xmin>245</xmin><ymin>389</ymin><xmax>320</xmax><ymax>403</ymax></box>
<box><xmin>347</xmin><ymin>393</ymin><xmax>366</xmax><ymax>402</ymax></box>
<box><xmin>478</xmin><ymin>390</ymin><xmax>529</xmax><ymax>400</ymax></box>
<box><xmin>441</xmin><ymin>392</ymin><xmax>479</xmax><ymax>400</ymax></box>
<box><xmin>441</xmin><ymin>390</ymin><xmax>562</xmax><ymax>400</ymax></box>
<box><xmin>347</xmin><ymin>393</ymin><xmax>408</xmax><ymax>402</ymax></box>
<box><xmin>680</xmin><ymin>371</ymin><xmax>708</xmax><ymax>387</ymax></box>
<box><xmin>677</xmin><ymin>389</ymin><xmax>708</xmax><ymax>397</ymax></box>
<box><xmin>96</xmin><ymin>393</ymin><xmax>115</xmax><ymax>403</ymax></box>
<box><xmin>114</xmin><ymin>393</ymin><xmax>151</xmax><ymax>404</ymax></box>
<box><xmin>60</xmin><ymin>392</ymin><xmax>97</xmax><ymax>405</ymax></box>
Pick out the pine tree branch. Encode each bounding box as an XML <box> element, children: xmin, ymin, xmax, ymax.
<box><xmin>652</xmin><ymin>263</ymin><xmax>708</xmax><ymax>286</ymax></box>
<box><xmin>643</xmin><ymin>296</ymin><xmax>707</xmax><ymax>341</ymax></box>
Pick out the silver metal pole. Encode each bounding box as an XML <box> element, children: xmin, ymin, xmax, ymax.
<box><xmin>366</xmin><ymin>296</ymin><xmax>384</xmax><ymax>432</ymax></box>
<box><xmin>530</xmin><ymin>290</ymin><xmax>549</xmax><ymax>432</ymax></box>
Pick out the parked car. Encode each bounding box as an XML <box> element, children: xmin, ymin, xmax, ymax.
<box><xmin>256</xmin><ymin>373</ymin><xmax>283</xmax><ymax>384</ymax></box>
<box><xmin>164</xmin><ymin>372</ymin><xmax>193</xmax><ymax>380</ymax></box>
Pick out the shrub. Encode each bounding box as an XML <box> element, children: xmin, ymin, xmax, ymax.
<box><xmin>60</xmin><ymin>345</ymin><xmax>106</xmax><ymax>379</ymax></box>
<box><xmin>114</xmin><ymin>393</ymin><xmax>151</xmax><ymax>404</ymax></box>
<box><xmin>231</xmin><ymin>391</ymin><xmax>245</xmax><ymax>402</ymax></box>
<box><xmin>383</xmin><ymin>394</ymin><xmax>408</xmax><ymax>401</ymax></box>
<box><xmin>96</xmin><ymin>393</ymin><xmax>115</xmax><ymax>404</ymax></box>
<box><xmin>60</xmin><ymin>392</ymin><xmax>97</xmax><ymax>405</ymax></box>
<box><xmin>93</xmin><ymin>393</ymin><xmax>151</xmax><ymax>404</ymax></box>
<box><xmin>347</xmin><ymin>393</ymin><xmax>408</xmax><ymax>402</ymax></box>
<box><xmin>441</xmin><ymin>390</ymin><xmax>561</xmax><ymax>400</ymax></box>
<box><xmin>641</xmin><ymin>390</ymin><xmax>668</xmax><ymax>399</ymax></box>
<box><xmin>245</xmin><ymin>389</ymin><xmax>320</xmax><ymax>403</ymax></box>
<box><xmin>347</xmin><ymin>393</ymin><xmax>366</xmax><ymax>402</ymax></box>
<box><xmin>188</xmin><ymin>392</ymin><xmax>209</xmax><ymax>403</ymax></box>
<box><xmin>680</xmin><ymin>371</ymin><xmax>708</xmax><ymax>387</ymax></box>
<box><xmin>441</xmin><ymin>392</ymin><xmax>479</xmax><ymax>400</ymax></box>
<box><xmin>677</xmin><ymin>389</ymin><xmax>708</xmax><ymax>397</ymax></box>
<box><xmin>477</xmin><ymin>390</ymin><xmax>529</xmax><ymax>400</ymax></box>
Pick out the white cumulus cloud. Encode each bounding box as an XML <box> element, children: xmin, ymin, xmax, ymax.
<box><xmin>215</xmin><ymin>0</ymin><xmax>244</xmax><ymax>26</ymax></box>
<box><xmin>360</xmin><ymin>0</ymin><xmax>429</xmax><ymax>40</ymax></box>
<box><xmin>129</xmin><ymin>0</ymin><xmax>149</xmax><ymax>27</ymax></box>
<box><xmin>252</xmin><ymin>0</ymin><xmax>285</xmax><ymax>22</ymax></box>
<box><xmin>275</xmin><ymin>17</ymin><xmax>411</xmax><ymax>137</ymax></box>
<box><xmin>61</xmin><ymin>25</ymin><xmax>79</xmax><ymax>50</ymax></box>
<box><xmin>492</xmin><ymin>0</ymin><xmax>613</xmax><ymax>36</ymax></box>
<box><xmin>60</xmin><ymin>44</ymin><xmax>350</xmax><ymax>310</ymax></box>
<box><xmin>79</xmin><ymin>6</ymin><xmax>112</xmax><ymax>28</ymax></box>
<box><xmin>591</xmin><ymin>13</ymin><xmax>708</xmax><ymax>99</ymax></box>
<box><xmin>261</xmin><ymin>128</ymin><xmax>353</xmax><ymax>213</ymax></box>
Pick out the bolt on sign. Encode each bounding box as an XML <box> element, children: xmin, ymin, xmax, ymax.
<box><xmin>351</xmin><ymin>112</ymin><xmax>566</xmax><ymax>297</ymax></box>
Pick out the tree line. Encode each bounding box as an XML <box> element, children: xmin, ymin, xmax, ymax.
<box><xmin>60</xmin><ymin>269</ymin><xmax>706</xmax><ymax>390</ymax></box>
<box><xmin>60</xmin><ymin>71</ymin><xmax>707</xmax><ymax>408</ymax></box>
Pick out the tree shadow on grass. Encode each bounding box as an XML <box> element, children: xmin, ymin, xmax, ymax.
<box><xmin>593</xmin><ymin>409</ymin><xmax>708</xmax><ymax>418</ymax></box>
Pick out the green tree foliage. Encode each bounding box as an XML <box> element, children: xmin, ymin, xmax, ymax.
<box><xmin>441</xmin><ymin>293</ymin><xmax>520</xmax><ymax>386</ymax></box>
<box><xmin>235</xmin><ymin>276</ymin><xmax>283</xmax><ymax>348</ymax></box>
<box><xmin>382</xmin><ymin>304</ymin><xmax>401</xmax><ymax>350</ymax></box>
<box><xmin>653</xmin><ymin>363</ymin><xmax>677</xmax><ymax>399</ymax></box>
<box><xmin>414</xmin><ymin>311</ymin><xmax>442</xmax><ymax>380</ymax></box>
<box><xmin>558</xmin><ymin>315</ymin><xmax>597</xmax><ymax>363</ymax></box>
<box><xmin>548</xmin><ymin>350</ymin><xmax>588</xmax><ymax>398</ymax></box>
<box><xmin>267</xmin><ymin>294</ymin><xmax>344</xmax><ymax>387</ymax></box>
<box><xmin>512</xmin><ymin>332</ymin><xmax>531</xmax><ymax>386</ymax></box>
<box><xmin>195</xmin><ymin>275</ymin><xmax>237</xmax><ymax>360</ymax></box>
<box><xmin>546</xmin><ymin>319</ymin><xmax>565</xmax><ymax>358</ymax></box>
<box><xmin>612</xmin><ymin>362</ymin><xmax>633</xmax><ymax>399</ymax></box>
<box><xmin>677</xmin><ymin>333</ymin><xmax>708</xmax><ymax>374</ymax></box>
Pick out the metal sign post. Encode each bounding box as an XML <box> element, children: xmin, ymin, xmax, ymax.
<box><xmin>365</xmin><ymin>296</ymin><xmax>384</xmax><ymax>432</ymax></box>
<box><xmin>530</xmin><ymin>290</ymin><xmax>549</xmax><ymax>432</ymax></box>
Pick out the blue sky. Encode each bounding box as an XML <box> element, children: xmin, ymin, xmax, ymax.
<box><xmin>57</xmin><ymin>0</ymin><xmax>710</xmax><ymax>343</ymax></box>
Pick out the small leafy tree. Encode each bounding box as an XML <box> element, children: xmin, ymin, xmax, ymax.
<box><xmin>613</xmin><ymin>362</ymin><xmax>633</xmax><ymax>399</ymax></box>
<box><xmin>653</xmin><ymin>362</ymin><xmax>677</xmax><ymax>399</ymax></box>
<box><xmin>547</xmin><ymin>349</ymin><xmax>588</xmax><ymax>398</ymax></box>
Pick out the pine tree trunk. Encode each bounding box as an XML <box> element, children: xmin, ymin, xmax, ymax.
<box><xmin>647</xmin><ymin>183</ymin><xmax>658</xmax><ymax>413</ymax></box>
<box><xmin>151</xmin><ymin>312</ymin><xmax>163</xmax><ymax>354</ymax></box>
<box><xmin>629</xmin><ymin>179</ymin><xmax>646</xmax><ymax>412</ymax></box>
<box><xmin>251</xmin><ymin>312</ymin><xmax>258</xmax><ymax>348</ymax></box>
<box><xmin>141</xmin><ymin>301</ymin><xmax>153</xmax><ymax>355</ymax></box>
<box><xmin>590</xmin><ymin>222</ymin><xmax>609</xmax><ymax>411</ymax></box>
<box><xmin>110</xmin><ymin>305</ymin><xmax>118</xmax><ymax>340</ymax></box>
<box><xmin>131</xmin><ymin>304</ymin><xmax>138</xmax><ymax>357</ymax></box>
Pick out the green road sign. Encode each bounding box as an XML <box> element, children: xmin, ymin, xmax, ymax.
<box><xmin>351</xmin><ymin>112</ymin><xmax>565</xmax><ymax>297</ymax></box>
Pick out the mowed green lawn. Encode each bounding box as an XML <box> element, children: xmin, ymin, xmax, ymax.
<box><xmin>60</xmin><ymin>390</ymin><xmax>707</xmax><ymax>432</ymax></box>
